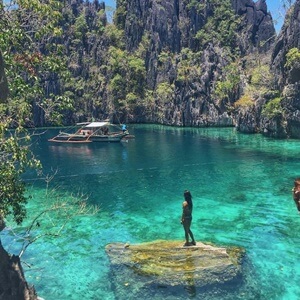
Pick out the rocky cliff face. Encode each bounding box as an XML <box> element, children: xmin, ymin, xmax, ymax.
<box><xmin>271</xmin><ymin>0</ymin><xmax>300</xmax><ymax>88</ymax></box>
<box><xmin>0</xmin><ymin>240</ymin><xmax>38</xmax><ymax>300</ymax></box>
<box><xmin>10</xmin><ymin>0</ymin><xmax>296</xmax><ymax>138</ymax></box>
<box><xmin>236</xmin><ymin>0</ymin><xmax>300</xmax><ymax>138</ymax></box>
<box><xmin>25</xmin><ymin>0</ymin><xmax>277</xmax><ymax>128</ymax></box>
<box><xmin>0</xmin><ymin>51</ymin><xmax>8</xmax><ymax>103</ymax></box>
<box><xmin>232</xmin><ymin>0</ymin><xmax>275</xmax><ymax>53</ymax></box>
<box><xmin>123</xmin><ymin>0</ymin><xmax>275</xmax><ymax>54</ymax></box>
<box><xmin>114</xmin><ymin>0</ymin><xmax>275</xmax><ymax>127</ymax></box>
<box><xmin>269</xmin><ymin>0</ymin><xmax>300</xmax><ymax>138</ymax></box>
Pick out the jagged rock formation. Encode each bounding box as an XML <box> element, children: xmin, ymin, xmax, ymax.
<box><xmin>269</xmin><ymin>0</ymin><xmax>300</xmax><ymax>138</ymax></box>
<box><xmin>233</xmin><ymin>0</ymin><xmax>275</xmax><ymax>53</ymax></box>
<box><xmin>26</xmin><ymin>0</ymin><xmax>276</xmax><ymax>129</ymax></box>
<box><xmin>0</xmin><ymin>51</ymin><xmax>8</xmax><ymax>103</ymax></box>
<box><xmin>113</xmin><ymin>0</ymin><xmax>276</xmax><ymax>126</ymax></box>
<box><xmin>123</xmin><ymin>0</ymin><xmax>275</xmax><ymax>54</ymax></box>
<box><xmin>32</xmin><ymin>0</ymin><xmax>109</xmax><ymax>126</ymax></box>
<box><xmin>236</xmin><ymin>0</ymin><xmax>300</xmax><ymax>138</ymax></box>
<box><xmin>105</xmin><ymin>240</ymin><xmax>245</xmax><ymax>299</ymax></box>
<box><xmin>0</xmin><ymin>238</ymin><xmax>38</xmax><ymax>300</ymax></box>
<box><xmin>7</xmin><ymin>0</ymin><xmax>300</xmax><ymax>139</ymax></box>
<box><xmin>271</xmin><ymin>0</ymin><xmax>300</xmax><ymax>88</ymax></box>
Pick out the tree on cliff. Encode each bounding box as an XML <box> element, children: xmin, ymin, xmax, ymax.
<box><xmin>0</xmin><ymin>0</ymin><xmax>76</xmax><ymax>127</ymax></box>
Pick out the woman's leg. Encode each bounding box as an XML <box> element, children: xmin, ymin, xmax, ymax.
<box><xmin>188</xmin><ymin>219</ymin><xmax>195</xmax><ymax>244</ymax></box>
<box><xmin>183</xmin><ymin>224</ymin><xmax>189</xmax><ymax>242</ymax></box>
<box><xmin>189</xmin><ymin>229</ymin><xmax>195</xmax><ymax>245</ymax></box>
<box><xmin>183</xmin><ymin>219</ymin><xmax>192</xmax><ymax>245</ymax></box>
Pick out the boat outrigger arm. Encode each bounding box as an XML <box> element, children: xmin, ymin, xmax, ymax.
<box><xmin>48</xmin><ymin>121</ymin><xmax>129</xmax><ymax>143</ymax></box>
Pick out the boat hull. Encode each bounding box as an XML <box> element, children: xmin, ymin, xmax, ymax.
<box><xmin>48</xmin><ymin>132</ymin><xmax>128</xmax><ymax>143</ymax></box>
<box><xmin>48</xmin><ymin>121</ymin><xmax>132</xmax><ymax>144</ymax></box>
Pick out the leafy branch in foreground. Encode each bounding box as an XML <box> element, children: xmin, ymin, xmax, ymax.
<box><xmin>0</xmin><ymin>122</ymin><xmax>41</xmax><ymax>225</ymax></box>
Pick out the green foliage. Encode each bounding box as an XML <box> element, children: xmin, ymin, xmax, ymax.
<box><xmin>141</xmin><ymin>89</ymin><xmax>155</xmax><ymax>108</ymax></box>
<box><xmin>107</xmin><ymin>46</ymin><xmax>146</xmax><ymax>108</ymax></box>
<box><xmin>108</xmin><ymin>73</ymin><xmax>126</xmax><ymax>106</ymax></box>
<box><xmin>136</xmin><ymin>31</ymin><xmax>151</xmax><ymax>59</ymax></box>
<box><xmin>2</xmin><ymin>51</ymin><xmax>44</xmax><ymax>124</ymax></box>
<box><xmin>1</xmin><ymin>0</ymin><xmax>63</xmax><ymax>43</ymax></box>
<box><xmin>114</xmin><ymin>0</ymin><xmax>127</xmax><ymax>30</ymax></box>
<box><xmin>0</xmin><ymin>0</ymin><xmax>73</xmax><ymax>125</ymax></box>
<box><xmin>234</xmin><ymin>94</ymin><xmax>254</xmax><ymax>108</ymax></box>
<box><xmin>176</xmin><ymin>48</ymin><xmax>202</xmax><ymax>84</ymax></box>
<box><xmin>128</xmin><ymin>56</ymin><xmax>146</xmax><ymax>94</ymax></box>
<box><xmin>104</xmin><ymin>24</ymin><xmax>125</xmax><ymax>48</ymax></box>
<box><xmin>74</xmin><ymin>13</ymin><xmax>88</xmax><ymax>39</ymax></box>
<box><xmin>285</xmin><ymin>47</ymin><xmax>300</xmax><ymax>69</ymax></box>
<box><xmin>244</xmin><ymin>60</ymin><xmax>275</xmax><ymax>98</ymax></box>
<box><xmin>262</xmin><ymin>97</ymin><xmax>283</xmax><ymax>119</ymax></box>
<box><xmin>158</xmin><ymin>51</ymin><xmax>171</xmax><ymax>65</ymax></box>
<box><xmin>194</xmin><ymin>0</ymin><xmax>239</xmax><ymax>50</ymax></box>
<box><xmin>0</xmin><ymin>123</ymin><xmax>41</xmax><ymax>224</ymax></box>
<box><xmin>95</xmin><ymin>9</ymin><xmax>106</xmax><ymax>33</ymax></box>
<box><xmin>0</xmin><ymin>0</ymin><xmax>71</xmax><ymax>224</ymax></box>
<box><xmin>251</xmin><ymin>65</ymin><xmax>271</xmax><ymax>87</ymax></box>
<box><xmin>214</xmin><ymin>62</ymin><xmax>240</xmax><ymax>103</ymax></box>
<box><xmin>126</xmin><ymin>92</ymin><xmax>138</xmax><ymax>105</ymax></box>
<box><xmin>155</xmin><ymin>82</ymin><xmax>174</xmax><ymax>104</ymax></box>
<box><xmin>0</xmin><ymin>1</ymin><xmax>103</xmax><ymax>266</ymax></box>
<box><xmin>186</xmin><ymin>0</ymin><xmax>205</xmax><ymax>13</ymax></box>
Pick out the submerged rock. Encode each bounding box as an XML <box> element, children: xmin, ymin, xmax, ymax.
<box><xmin>105</xmin><ymin>240</ymin><xmax>245</xmax><ymax>298</ymax></box>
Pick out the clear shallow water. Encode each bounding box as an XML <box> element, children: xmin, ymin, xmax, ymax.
<box><xmin>2</xmin><ymin>125</ymin><xmax>300</xmax><ymax>299</ymax></box>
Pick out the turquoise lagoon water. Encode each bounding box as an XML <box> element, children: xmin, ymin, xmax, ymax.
<box><xmin>2</xmin><ymin>125</ymin><xmax>300</xmax><ymax>299</ymax></box>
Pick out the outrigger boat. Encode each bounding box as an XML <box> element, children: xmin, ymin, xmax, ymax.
<box><xmin>48</xmin><ymin>121</ymin><xmax>129</xmax><ymax>143</ymax></box>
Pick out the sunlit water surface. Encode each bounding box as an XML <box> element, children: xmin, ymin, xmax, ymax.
<box><xmin>2</xmin><ymin>125</ymin><xmax>300</xmax><ymax>299</ymax></box>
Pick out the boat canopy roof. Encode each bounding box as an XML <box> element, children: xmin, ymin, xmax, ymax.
<box><xmin>83</xmin><ymin>121</ymin><xmax>110</xmax><ymax>128</ymax></box>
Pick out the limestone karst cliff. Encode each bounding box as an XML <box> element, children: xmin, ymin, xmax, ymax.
<box><xmin>0</xmin><ymin>51</ymin><xmax>8</xmax><ymax>103</ymax></box>
<box><xmin>3</xmin><ymin>0</ymin><xmax>300</xmax><ymax>139</ymax></box>
<box><xmin>270</xmin><ymin>0</ymin><xmax>300</xmax><ymax>138</ymax></box>
<box><xmin>112</xmin><ymin>0</ymin><xmax>276</xmax><ymax>127</ymax></box>
<box><xmin>236</xmin><ymin>0</ymin><xmax>300</xmax><ymax>138</ymax></box>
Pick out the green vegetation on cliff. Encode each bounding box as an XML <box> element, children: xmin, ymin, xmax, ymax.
<box><xmin>0</xmin><ymin>0</ymin><xmax>284</xmax><ymax>130</ymax></box>
<box><xmin>285</xmin><ymin>47</ymin><xmax>300</xmax><ymax>69</ymax></box>
<box><xmin>194</xmin><ymin>0</ymin><xmax>240</xmax><ymax>51</ymax></box>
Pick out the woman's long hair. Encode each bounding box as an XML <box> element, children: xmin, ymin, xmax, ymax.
<box><xmin>184</xmin><ymin>190</ymin><xmax>193</xmax><ymax>210</ymax></box>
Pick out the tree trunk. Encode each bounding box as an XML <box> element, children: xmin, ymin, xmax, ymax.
<box><xmin>0</xmin><ymin>238</ymin><xmax>38</xmax><ymax>300</ymax></box>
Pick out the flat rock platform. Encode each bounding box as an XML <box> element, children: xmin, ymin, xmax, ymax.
<box><xmin>105</xmin><ymin>240</ymin><xmax>245</xmax><ymax>298</ymax></box>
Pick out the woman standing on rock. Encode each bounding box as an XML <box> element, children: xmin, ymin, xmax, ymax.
<box><xmin>181</xmin><ymin>190</ymin><xmax>196</xmax><ymax>246</ymax></box>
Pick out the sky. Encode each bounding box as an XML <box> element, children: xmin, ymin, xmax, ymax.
<box><xmin>103</xmin><ymin>0</ymin><xmax>294</xmax><ymax>33</ymax></box>
<box><xmin>266</xmin><ymin>0</ymin><xmax>295</xmax><ymax>32</ymax></box>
